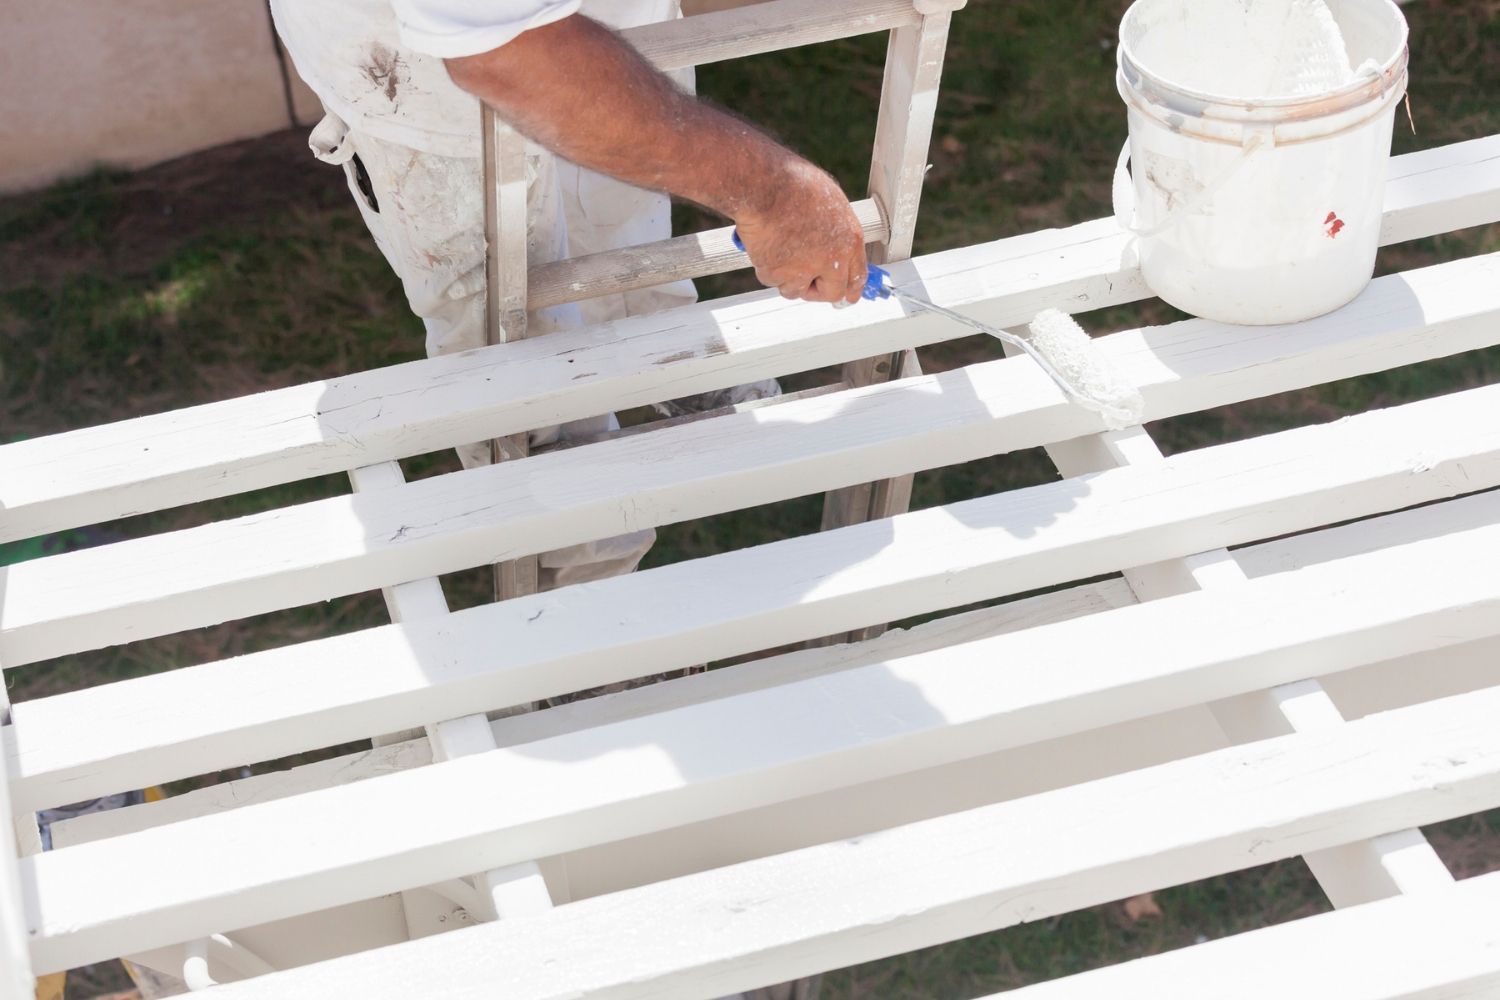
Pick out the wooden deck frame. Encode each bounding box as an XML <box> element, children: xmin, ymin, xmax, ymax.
<box><xmin>3</xmin><ymin>125</ymin><xmax>1500</xmax><ymax>995</ymax></box>
<box><xmin>85</xmin><ymin>684</ymin><xmax>1500</xmax><ymax>998</ymax></box>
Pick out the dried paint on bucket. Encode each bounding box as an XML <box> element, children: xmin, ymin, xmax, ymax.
<box><xmin>1114</xmin><ymin>0</ymin><xmax>1410</xmax><ymax>325</ymax></box>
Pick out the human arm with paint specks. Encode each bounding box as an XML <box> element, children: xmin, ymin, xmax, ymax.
<box><xmin>443</xmin><ymin>14</ymin><xmax>867</xmax><ymax>305</ymax></box>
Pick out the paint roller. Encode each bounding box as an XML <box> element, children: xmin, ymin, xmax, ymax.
<box><xmin>732</xmin><ymin>231</ymin><xmax>1145</xmax><ymax>430</ymax></box>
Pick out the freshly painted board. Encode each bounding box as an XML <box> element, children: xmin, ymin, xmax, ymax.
<box><xmin>11</xmin><ymin>384</ymin><xmax>1500</xmax><ymax>812</ymax></box>
<box><xmin>47</xmin><ymin>579</ymin><xmax>1134</xmax><ymax>846</ymax></box>
<box><xmin>998</xmin><ymin>872</ymin><xmax>1500</xmax><ymax>1000</ymax></box>
<box><xmin>5</xmin><ymin>252</ymin><xmax>1500</xmax><ymax>665</ymax></box>
<box><xmin>50</xmin><ymin>487</ymin><xmax>1500</xmax><ymax>851</ymax></box>
<box><xmin>49</xmin><ymin>484</ymin><xmax>1500</xmax><ymax>854</ymax></box>
<box><xmin>120</xmin><ymin>685</ymin><xmax>1500</xmax><ymax>998</ymax></box>
<box><xmin>22</xmin><ymin>515</ymin><xmax>1500</xmax><ymax>972</ymax></box>
<box><xmin>1</xmin><ymin>137</ymin><xmax>1494</xmax><ymax>545</ymax></box>
<box><xmin>1036</xmin><ymin>415</ymin><xmax>1453</xmax><ymax>907</ymax></box>
<box><xmin>0</xmin><ymin>737</ymin><xmax>33</xmax><ymax>1000</ymax></box>
<box><xmin>1380</xmin><ymin>133</ymin><xmax>1500</xmax><ymax>245</ymax></box>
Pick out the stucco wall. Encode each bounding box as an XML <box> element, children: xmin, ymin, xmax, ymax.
<box><xmin>1</xmin><ymin>0</ymin><xmax>322</xmax><ymax>194</ymax></box>
<box><xmin>0</xmin><ymin>0</ymin><xmax>762</xmax><ymax>195</ymax></box>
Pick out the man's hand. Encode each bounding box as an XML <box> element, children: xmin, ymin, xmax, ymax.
<box><xmin>733</xmin><ymin>159</ymin><xmax>868</xmax><ymax>305</ymax></box>
<box><xmin>445</xmin><ymin>15</ymin><xmax>868</xmax><ymax>305</ymax></box>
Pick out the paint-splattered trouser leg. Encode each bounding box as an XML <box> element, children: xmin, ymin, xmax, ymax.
<box><xmin>310</xmin><ymin>113</ymin><xmax>657</xmax><ymax>590</ymax></box>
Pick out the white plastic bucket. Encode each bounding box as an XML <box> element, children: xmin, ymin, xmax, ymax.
<box><xmin>1114</xmin><ymin>0</ymin><xmax>1409</xmax><ymax>325</ymax></box>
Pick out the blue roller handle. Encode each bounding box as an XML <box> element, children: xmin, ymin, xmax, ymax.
<box><xmin>731</xmin><ymin>229</ymin><xmax>890</xmax><ymax>301</ymax></box>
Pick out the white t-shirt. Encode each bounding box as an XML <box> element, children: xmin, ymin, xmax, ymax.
<box><xmin>390</xmin><ymin>0</ymin><xmax>581</xmax><ymax>57</ymax></box>
<box><xmin>270</xmin><ymin>0</ymin><xmax>669</xmax><ymax>158</ymax></box>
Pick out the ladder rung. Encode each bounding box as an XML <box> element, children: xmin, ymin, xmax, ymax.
<box><xmin>526</xmin><ymin>199</ymin><xmax>887</xmax><ymax>310</ymax></box>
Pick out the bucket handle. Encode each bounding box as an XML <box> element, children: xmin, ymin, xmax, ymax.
<box><xmin>1113</xmin><ymin>130</ymin><xmax>1270</xmax><ymax>239</ymax></box>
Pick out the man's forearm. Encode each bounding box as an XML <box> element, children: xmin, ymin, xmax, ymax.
<box><xmin>446</xmin><ymin>15</ymin><xmax>795</xmax><ymax>225</ymax></box>
<box><xmin>445</xmin><ymin>14</ymin><xmax>868</xmax><ymax>303</ymax></box>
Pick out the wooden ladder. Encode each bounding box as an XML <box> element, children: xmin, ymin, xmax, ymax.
<box><xmin>480</xmin><ymin>0</ymin><xmax>966</xmax><ymax>640</ymax></box>
<box><xmin>388</xmin><ymin>0</ymin><xmax>968</xmax><ymax>953</ymax></box>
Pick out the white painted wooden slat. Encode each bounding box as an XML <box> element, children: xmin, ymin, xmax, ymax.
<box><xmin>46</xmin><ymin>578</ymin><xmax>1136</xmax><ymax>849</ymax></box>
<box><xmin>998</xmin><ymin>871</ymin><xmax>1500</xmax><ymax>1000</ymax></box>
<box><xmin>11</xmin><ymin>812</ymin><xmax>41</xmax><ymax>861</ymax></box>
<box><xmin>0</xmin><ymin>343</ymin><xmax>1081</xmax><ymax>665</ymax></box>
<box><xmin>0</xmin><ymin>737</ymin><xmax>34</xmax><ymax>1000</ymax></box>
<box><xmin>21</xmin><ymin>517</ymin><xmax>1500</xmax><ymax>972</ymax></box>
<box><xmin>1</xmin><ymin>138</ymin><xmax>1491</xmax><ymax>546</ymax></box>
<box><xmin>48</xmin><ymin>741</ymin><xmax>436</xmax><ymax>851</ymax></box>
<box><xmin>1039</xmin><ymin>417</ymin><xmax>1453</xmax><ymax>906</ymax></box>
<box><xmin>1236</xmin><ymin>486</ymin><xmax>1500</xmax><ymax>580</ymax></box>
<box><xmin>103</xmin><ymin>684</ymin><xmax>1500</xmax><ymax>998</ymax></box>
<box><xmin>37</xmin><ymin>505</ymin><xmax>1491</xmax><ymax>933</ymax></box>
<box><xmin>10</xmin><ymin>385</ymin><xmax>1500</xmax><ymax>812</ymax></box>
<box><xmin>0</xmin><ymin>222</ymin><xmax>1128</xmax><ymax>547</ymax></box>
<box><xmin>0</xmin><ymin>644</ymin><xmax>29</xmax><ymax>1000</ymax></box>
<box><xmin>622</xmin><ymin>0</ymin><xmax>918</xmax><ymax>71</ymax></box>
<box><xmin>56</xmin><ymin>485</ymin><xmax>1498</xmax><ymax>852</ymax></box>
<box><xmin>1381</xmin><ymin>133</ymin><xmax>1500</xmax><ymax>245</ymax></box>
<box><xmin>5</xmin><ymin>252</ymin><xmax>1500</xmax><ymax>666</ymax></box>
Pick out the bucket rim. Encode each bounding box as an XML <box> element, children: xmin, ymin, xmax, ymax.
<box><xmin>1116</xmin><ymin>0</ymin><xmax>1409</xmax><ymax>114</ymax></box>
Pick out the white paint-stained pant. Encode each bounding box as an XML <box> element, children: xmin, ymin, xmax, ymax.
<box><xmin>309</xmin><ymin>113</ymin><xmax>680</xmax><ymax>589</ymax></box>
<box><xmin>288</xmin><ymin>0</ymin><xmax>785</xmax><ymax>590</ymax></box>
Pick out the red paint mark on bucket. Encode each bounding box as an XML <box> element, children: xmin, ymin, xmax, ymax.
<box><xmin>1325</xmin><ymin>212</ymin><xmax>1345</xmax><ymax>239</ymax></box>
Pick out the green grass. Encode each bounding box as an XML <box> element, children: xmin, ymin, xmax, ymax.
<box><xmin>2</xmin><ymin>1</ymin><xmax>1499</xmax><ymax>996</ymax></box>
